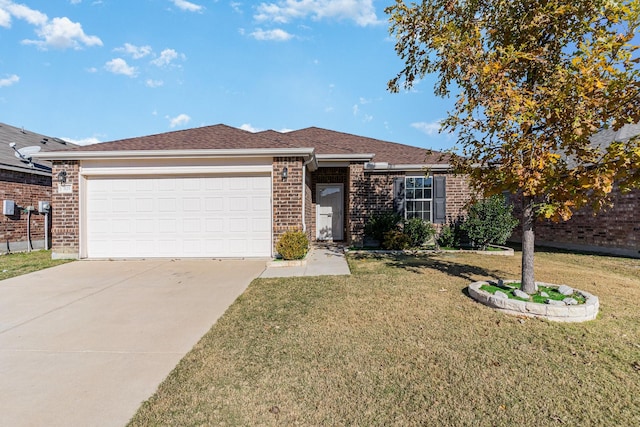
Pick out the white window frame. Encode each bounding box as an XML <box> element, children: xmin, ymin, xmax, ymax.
<box><xmin>405</xmin><ymin>175</ymin><xmax>433</xmax><ymax>222</ymax></box>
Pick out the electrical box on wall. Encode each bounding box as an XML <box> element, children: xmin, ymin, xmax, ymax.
<box><xmin>38</xmin><ymin>201</ymin><xmax>51</xmax><ymax>213</ymax></box>
<box><xmin>3</xmin><ymin>200</ymin><xmax>15</xmax><ymax>216</ymax></box>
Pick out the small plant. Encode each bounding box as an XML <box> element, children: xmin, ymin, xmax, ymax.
<box><xmin>403</xmin><ymin>217</ymin><xmax>435</xmax><ymax>247</ymax></box>
<box><xmin>364</xmin><ymin>212</ymin><xmax>402</xmax><ymax>245</ymax></box>
<box><xmin>276</xmin><ymin>230</ymin><xmax>309</xmax><ymax>260</ymax></box>
<box><xmin>437</xmin><ymin>224</ymin><xmax>456</xmax><ymax>248</ymax></box>
<box><xmin>461</xmin><ymin>195</ymin><xmax>518</xmax><ymax>250</ymax></box>
<box><xmin>382</xmin><ymin>229</ymin><xmax>411</xmax><ymax>250</ymax></box>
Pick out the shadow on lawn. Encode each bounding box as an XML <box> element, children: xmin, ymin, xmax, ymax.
<box><xmin>350</xmin><ymin>253</ymin><xmax>508</xmax><ymax>283</ymax></box>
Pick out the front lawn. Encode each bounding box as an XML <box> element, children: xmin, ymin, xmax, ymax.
<box><xmin>130</xmin><ymin>249</ymin><xmax>640</xmax><ymax>426</ymax></box>
<box><xmin>0</xmin><ymin>250</ymin><xmax>72</xmax><ymax>281</ymax></box>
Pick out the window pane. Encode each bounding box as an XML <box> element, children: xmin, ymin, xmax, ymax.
<box><xmin>406</xmin><ymin>177</ymin><xmax>415</xmax><ymax>188</ymax></box>
<box><xmin>424</xmin><ymin>177</ymin><xmax>433</xmax><ymax>187</ymax></box>
<box><xmin>415</xmin><ymin>177</ymin><xmax>423</xmax><ymax>188</ymax></box>
<box><xmin>406</xmin><ymin>189</ymin><xmax>414</xmax><ymax>200</ymax></box>
<box><xmin>415</xmin><ymin>189</ymin><xmax>423</xmax><ymax>199</ymax></box>
<box><xmin>424</xmin><ymin>189</ymin><xmax>432</xmax><ymax>199</ymax></box>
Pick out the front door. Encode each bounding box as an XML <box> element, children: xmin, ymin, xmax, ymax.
<box><xmin>316</xmin><ymin>184</ymin><xmax>344</xmax><ymax>241</ymax></box>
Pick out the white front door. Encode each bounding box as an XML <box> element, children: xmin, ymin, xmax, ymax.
<box><xmin>316</xmin><ymin>184</ymin><xmax>343</xmax><ymax>241</ymax></box>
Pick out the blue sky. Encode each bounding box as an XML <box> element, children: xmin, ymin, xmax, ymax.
<box><xmin>0</xmin><ymin>0</ymin><xmax>456</xmax><ymax>151</ymax></box>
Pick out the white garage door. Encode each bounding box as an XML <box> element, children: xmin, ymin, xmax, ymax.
<box><xmin>85</xmin><ymin>175</ymin><xmax>272</xmax><ymax>258</ymax></box>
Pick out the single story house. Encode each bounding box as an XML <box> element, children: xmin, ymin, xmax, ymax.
<box><xmin>36</xmin><ymin>124</ymin><xmax>472</xmax><ymax>259</ymax></box>
<box><xmin>0</xmin><ymin>122</ymin><xmax>74</xmax><ymax>252</ymax></box>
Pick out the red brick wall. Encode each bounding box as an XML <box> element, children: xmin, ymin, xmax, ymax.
<box><xmin>272</xmin><ymin>157</ymin><xmax>304</xmax><ymax>251</ymax></box>
<box><xmin>511</xmin><ymin>185</ymin><xmax>640</xmax><ymax>257</ymax></box>
<box><xmin>0</xmin><ymin>169</ymin><xmax>51</xmax><ymax>251</ymax></box>
<box><xmin>441</xmin><ymin>172</ymin><xmax>471</xmax><ymax>224</ymax></box>
<box><xmin>51</xmin><ymin>161</ymin><xmax>80</xmax><ymax>258</ymax></box>
<box><xmin>348</xmin><ymin>169</ymin><xmax>473</xmax><ymax>245</ymax></box>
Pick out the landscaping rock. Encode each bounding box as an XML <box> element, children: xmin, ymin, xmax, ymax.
<box><xmin>563</xmin><ymin>297</ymin><xmax>578</xmax><ymax>306</ymax></box>
<box><xmin>546</xmin><ymin>299</ymin><xmax>565</xmax><ymax>306</ymax></box>
<box><xmin>558</xmin><ymin>285</ymin><xmax>574</xmax><ymax>296</ymax></box>
<box><xmin>513</xmin><ymin>289</ymin><xmax>530</xmax><ymax>299</ymax></box>
<box><xmin>540</xmin><ymin>291</ymin><xmax>549</xmax><ymax>298</ymax></box>
<box><xmin>494</xmin><ymin>290</ymin><xmax>509</xmax><ymax>300</ymax></box>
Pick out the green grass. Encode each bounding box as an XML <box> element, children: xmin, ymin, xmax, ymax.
<box><xmin>0</xmin><ymin>250</ymin><xmax>72</xmax><ymax>281</ymax></box>
<box><xmin>480</xmin><ymin>283</ymin><xmax>587</xmax><ymax>304</ymax></box>
<box><xmin>129</xmin><ymin>249</ymin><xmax>640</xmax><ymax>426</ymax></box>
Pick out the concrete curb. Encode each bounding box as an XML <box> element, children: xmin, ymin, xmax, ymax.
<box><xmin>346</xmin><ymin>245</ymin><xmax>514</xmax><ymax>257</ymax></box>
<box><xmin>468</xmin><ymin>280</ymin><xmax>599</xmax><ymax>323</ymax></box>
<box><xmin>266</xmin><ymin>248</ymin><xmax>311</xmax><ymax>267</ymax></box>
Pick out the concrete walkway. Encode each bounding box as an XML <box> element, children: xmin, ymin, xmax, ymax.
<box><xmin>260</xmin><ymin>243</ymin><xmax>351</xmax><ymax>278</ymax></box>
<box><xmin>0</xmin><ymin>259</ymin><xmax>266</xmax><ymax>427</ymax></box>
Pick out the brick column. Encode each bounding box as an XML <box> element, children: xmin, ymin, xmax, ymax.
<box><xmin>348</xmin><ymin>163</ymin><xmax>366</xmax><ymax>246</ymax></box>
<box><xmin>272</xmin><ymin>157</ymin><xmax>304</xmax><ymax>252</ymax></box>
<box><xmin>51</xmin><ymin>161</ymin><xmax>80</xmax><ymax>259</ymax></box>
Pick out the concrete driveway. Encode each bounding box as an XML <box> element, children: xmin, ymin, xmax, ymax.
<box><xmin>0</xmin><ymin>259</ymin><xmax>266</xmax><ymax>427</ymax></box>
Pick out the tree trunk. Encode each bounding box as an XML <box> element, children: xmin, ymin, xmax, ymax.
<box><xmin>521</xmin><ymin>195</ymin><xmax>536</xmax><ymax>294</ymax></box>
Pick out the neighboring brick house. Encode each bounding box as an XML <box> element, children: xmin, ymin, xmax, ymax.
<box><xmin>510</xmin><ymin>124</ymin><xmax>640</xmax><ymax>258</ymax></box>
<box><xmin>36</xmin><ymin>124</ymin><xmax>472</xmax><ymax>259</ymax></box>
<box><xmin>0</xmin><ymin>123</ymin><xmax>74</xmax><ymax>252</ymax></box>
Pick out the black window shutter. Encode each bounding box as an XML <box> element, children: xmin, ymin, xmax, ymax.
<box><xmin>393</xmin><ymin>177</ymin><xmax>405</xmax><ymax>216</ymax></box>
<box><xmin>433</xmin><ymin>176</ymin><xmax>446</xmax><ymax>224</ymax></box>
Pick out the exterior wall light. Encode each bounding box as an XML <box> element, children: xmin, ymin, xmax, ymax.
<box><xmin>282</xmin><ymin>166</ymin><xmax>288</xmax><ymax>181</ymax></box>
<box><xmin>57</xmin><ymin>170</ymin><xmax>67</xmax><ymax>184</ymax></box>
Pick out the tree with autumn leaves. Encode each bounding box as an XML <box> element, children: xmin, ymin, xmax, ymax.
<box><xmin>387</xmin><ymin>0</ymin><xmax>640</xmax><ymax>293</ymax></box>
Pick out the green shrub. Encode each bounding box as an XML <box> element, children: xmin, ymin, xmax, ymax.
<box><xmin>460</xmin><ymin>195</ymin><xmax>518</xmax><ymax>250</ymax></box>
<box><xmin>364</xmin><ymin>212</ymin><xmax>402</xmax><ymax>245</ymax></box>
<box><xmin>437</xmin><ymin>218</ymin><xmax>467</xmax><ymax>248</ymax></box>
<box><xmin>382</xmin><ymin>230</ymin><xmax>411</xmax><ymax>250</ymax></box>
<box><xmin>403</xmin><ymin>217</ymin><xmax>436</xmax><ymax>247</ymax></box>
<box><xmin>437</xmin><ymin>224</ymin><xmax>456</xmax><ymax>248</ymax></box>
<box><xmin>276</xmin><ymin>230</ymin><xmax>309</xmax><ymax>260</ymax></box>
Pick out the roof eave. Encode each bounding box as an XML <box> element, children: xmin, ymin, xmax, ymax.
<box><xmin>34</xmin><ymin>148</ymin><xmax>316</xmax><ymax>161</ymax></box>
<box><xmin>0</xmin><ymin>163</ymin><xmax>52</xmax><ymax>177</ymax></box>
<box><xmin>316</xmin><ymin>153</ymin><xmax>375</xmax><ymax>162</ymax></box>
<box><xmin>364</xmin><ymin>163</ymin><xmax>452</xmax><ymax>172</ymax></box>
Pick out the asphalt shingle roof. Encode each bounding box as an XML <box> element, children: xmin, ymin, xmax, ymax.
<box><xmin>0</xmin><ymin>123</ymin><xmax>75</xmax><ymax>174</ymax></box>
<box><xmin>63</xmin><ymin>124</ymin><xmax>448</xmax><ymax>166</ymax></box>
<box><xmin>66</xmin><ymin>124</ymin><xmax>302</xmax><ymax>152</ymax></box>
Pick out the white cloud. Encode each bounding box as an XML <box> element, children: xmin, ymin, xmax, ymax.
<box><xmin>146</xmin><ymin>79</ymin><xmax>164</xmax><ymax>88</ymax></box>
<box><xmin>104</xmin><ymin>58</ymin><xmax>138</xmax><ymax>77</ymax></box>
<box><xmin>170</xmin><ymin>0</ymin><xmax>203</xmax><ymax>12</ymax></box>
<box><xmin>240</xmin><ymin>123</ymin><xmax>262</xmax><ymax>132</ymax></box>
<box><xmin>3</xmin><ymin>1</ymin><xmax>47</xmax><ymax>26</ymax></box>
<box><xmin>115</xmin><ymin>43</ymin><xmax>152</xmax><ymax>59</ymax></box>
<box><xmin>70</xmin><ymin>0</ymin><xmax>82</xmax><ymax>4</ymax></box>
<box><xmin>352</xmin><ymin>104</ymin><xmax>359</xmax><ymax>115</ymax></box>
<box><xmin>0</xmin><ymin>74</ymin><xmax>19</xmax><ymax>87</ymax></box>
<box><xmin>85</xmin><ymin>66</ymin><xmax>97</xmax><ymax>73</ymax></box>
<box><xmin>168</xmin><ymin>113</ymin><xmax>191</xmax><ymax>128</ymax></box>
<box><xmin>23</xmin><ymin>16</ymin><xmax>103</xmax><ymax>50</ymax></box>
<box><xmin>1</xmin><ymin>1</ymin><xmax>101</xmax><ymax>49</ymax></box>
<box><xmin>60</xmin><ymin>136</ymin><xmax>102</xmax><ymax>146</ymax></box>
<box><xmin>363</xmin><ymin>114</ymin><xmax>373</xmax><ymax>122</ymax></box>
<box><xmin>255</xmin><ymin>0</ymin><xmax>380</xmax><ymax>26</ymax></box>
<box><xmin>249</xmin><ymin>28</ymin><xmax>292</xmax><ymax>41</ymax></box>
<box><xmin>151</xmin><ymin>48</ymin><xmax>181</xmax><ymax>66</ymax></box>
<box><xmin>411</xmin><ymin>121</ymin><xmax>442</xmax><ymax>135</ymax></box>
<box><xmin>230</xmin><ymin>2</ymin><xmax>242</xmax><ymax>13</ymax></box>
<box><xmin>0</xmin><ymin>8</ymin><xmax>10</xmax><ymax>27</ymax></box>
